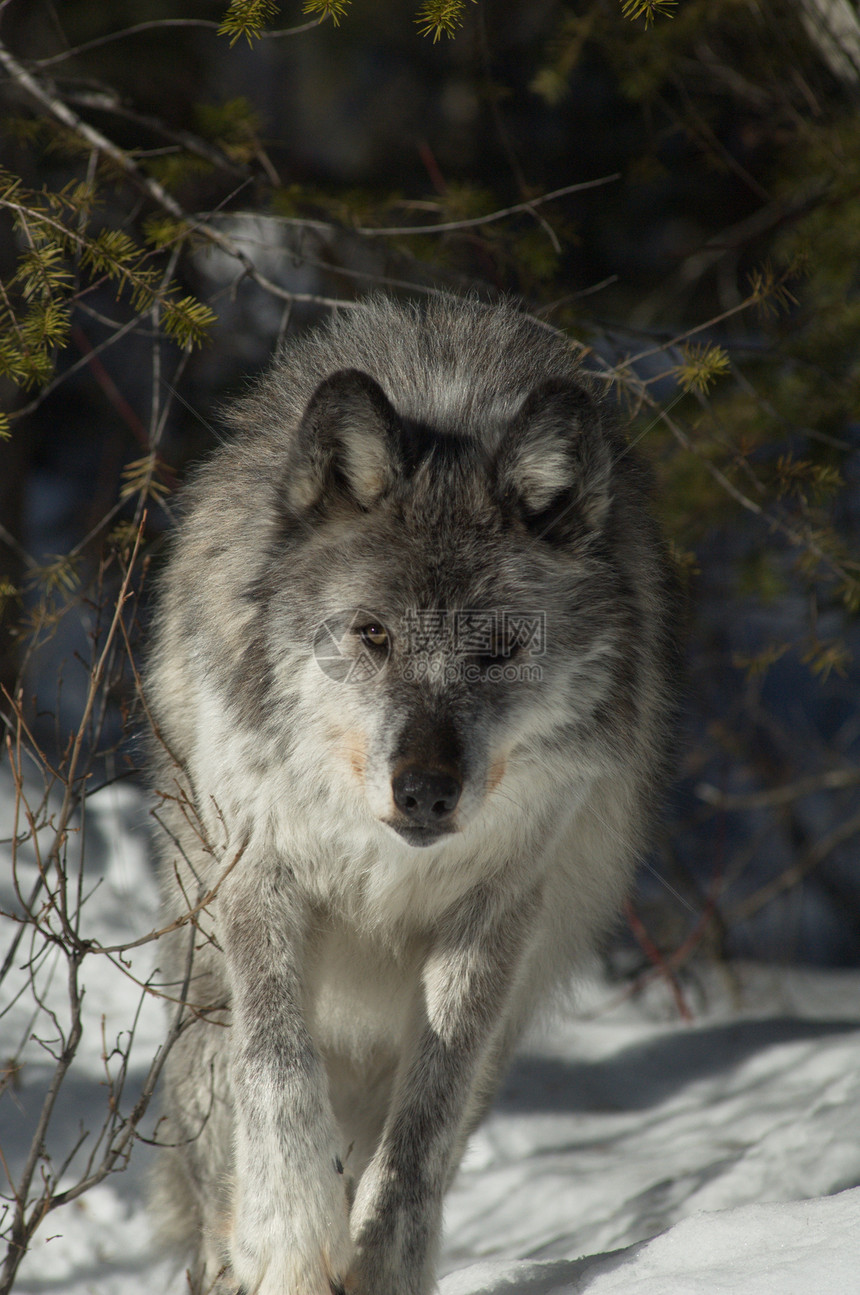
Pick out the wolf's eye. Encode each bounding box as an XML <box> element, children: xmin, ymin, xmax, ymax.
<box><xmin>358</xmin><ymin>623</ymin><xmax>389</xmax><ymax>650</ymax></box>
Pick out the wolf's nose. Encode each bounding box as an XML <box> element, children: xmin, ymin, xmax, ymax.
<box><xmin>392</xmin><ymin>767</ymin><xmax>462</xmax><ymax>823</ymax></box>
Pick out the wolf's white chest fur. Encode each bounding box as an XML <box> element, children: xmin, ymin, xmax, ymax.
<box><xmin>303</xmin><ymin>916</ymin><xmax>424</xmax><ymax>1060</ymax></box>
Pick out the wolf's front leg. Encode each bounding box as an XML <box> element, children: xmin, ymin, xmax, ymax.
<box><xmin>348</xmin><ymin>884</ymin><xmax>540</xmax><ymax>1295</ymax></box>
<box><xmin>219</xmin><ymin>871</ymin><xmax>353</xmax><ymax>1295</ymax></box>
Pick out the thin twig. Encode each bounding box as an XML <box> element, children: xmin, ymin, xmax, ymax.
<box><xmin>350</xmin><ymin>176</ymin><xmax>621</xmax><ymax>238</ymax></box>
<box><xmin>84</xmin><ymin>840</ymin><xmax>247</xmax><ymax>958</ymax></box>
<box><xmin>31</xmin><ymin>16</ymin><xmax>324</xmax><ymax>70</ymax></box>
<box><xmin>729</xmin><ymin>807</ymin><xmax>860</xmax><ymax>923</ymax></box>
<box><xmin>697</xmin><ymin>766</ymin><xmax>860</xmax><ymax>811</ymax></box>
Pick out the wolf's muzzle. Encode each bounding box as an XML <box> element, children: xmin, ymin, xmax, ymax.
<box><xmin>390</xmin><ymin>765</ymin><xmax>462</xmax><ymax>845</ymax></box>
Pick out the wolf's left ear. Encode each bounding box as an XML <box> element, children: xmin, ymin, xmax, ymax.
<box><xmin>494</xmin><ymin>380</ymin><xmax>612</xmax><ymax>540</ymax></box>
<box><xmin>287</xmin><ymin>368</ymin><xmax>401</xmax><ymax>512</ymax></box>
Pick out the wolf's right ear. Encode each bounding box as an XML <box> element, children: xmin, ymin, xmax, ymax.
<box><xmin>285</xmin><ymin>368</ymin><xmax>402</xmax><ymax>513</ymax></box>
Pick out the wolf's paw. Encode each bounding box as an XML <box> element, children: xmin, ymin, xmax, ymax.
<box><xmin>228</xmin><ymin>1234</ymin><xmax>351</xmax><ymax>1295</ymax></box>
<box><xmin>345</xmin><ymin>1157</ymin><xmax>437</xmax><ymax>1295</ymax></box>
<box><xmin>344</xmin><ymin>1248</ymin><xmax>434</xmax><ymax>1295</ymax></box>
<box><xmin>228</xmin><ymin>1171</ymin><xmax>353</xmax><ymax>1295</ymax></box>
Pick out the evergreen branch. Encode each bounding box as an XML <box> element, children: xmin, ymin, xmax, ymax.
<box><xmin>5</xmin><ymin>313</ymin><xmax>142</xmax><ymax>428</ymax></box>
<box><xmin>624</xmin><ymin>295</ymin><xmax>760</xmax><ymax>367</ymax></box>
<box><xmin>219</xmin><ymin>0</ymin><xmax>281</xmax><ymax>46</ymax></box>
<box><xmin>29</xmin><ymin>554</ymin><xmax>81</xmax><ymax>597</ymax></box>
<box><xmin>120</xmin><ymin>455</ymin><xmax>171</xmax><ymax>503</ymax></box>
<box><xmin>302</xmin><ymin>0</ymin><xmax>351</xmax><ymax>25</ymax></box>
<box><xmin>569</xmin><ymin>319</ymin><xmax>860</xmax><ymax>597</ymax></box>
<box><xmin>652</xmin><ymin>399</ymin><xmax>857</xmax><ymax>592</ymax></box>
<box><xmin>63</xmin><ymin>90</ymin><xmax>250</xmax><ymax>178</ymax></box>
<box><xmin>620</xmin><ymin>0</ymin><xmax>676</xmax><ymax>26</ymax></box>
<box><xmin>749</xmin><ymin>261</ymin><xmax>800</xmax><ymax>317</ymax></box>
<box><xmin>0</xmin><ymin>39</ymin><xmax>353</xmax><ymax>314</ymax></box>
<box><xmin>0</xmin><ymin>39</ymin><xmax>189</xmax><ymax>223</ymax></box>
<box><xmin>415</xmin><ymin>0</ymin><xmax>474</xmax><ymax>42</ymax></box>
<box><xmin>0</xmin><ymin>198</ymin><xmax>212</xmax><ymax>354</ymax></box>
<box><xmin>673</xmin><ymin>342</ymin><xmax>731</xmax><ymax>395</ymax></box>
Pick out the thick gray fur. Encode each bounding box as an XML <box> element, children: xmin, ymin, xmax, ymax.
<box><xmin>145</xmin><ymin>295</ymin><xmax>680</xmax><ymax>1295</ymax></box>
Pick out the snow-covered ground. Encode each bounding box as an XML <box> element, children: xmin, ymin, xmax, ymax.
<box><xmin>2</xmin><ymin>779</ymin><xmax>859</xmax><ymax>1294</ymax></box>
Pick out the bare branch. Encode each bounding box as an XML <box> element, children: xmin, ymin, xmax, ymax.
<box><xmin>697</xmin><ymin>767</ymin><xmax>860</xmax><ymax>811</ymax></box>
<box><xmin>31</xmin><ymin>16</ymin><xmax>324</xmax><ymax>71</ymax></box>
<box><xmin>349</xmin><ymin>176</ymin><xmax>622</xmax><ymax>238</ymax></box>
<box><xmin>729</xmin><ymin>808</ymin><xmax>860</xmax><ymax>923</ymax></box>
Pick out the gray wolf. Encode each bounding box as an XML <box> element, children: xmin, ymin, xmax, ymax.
<box><xmin>145</xmin><ymin>295</ymin><xmax>680</xmax><ymax>1294</ymax></box>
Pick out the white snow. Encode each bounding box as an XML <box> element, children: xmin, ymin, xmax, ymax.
<box><xmin>2</xmin><ymin>777</ymin><xmax>859</xmax><ymax>1293</ymax></box>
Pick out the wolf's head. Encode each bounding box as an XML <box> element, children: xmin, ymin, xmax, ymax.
<box><xmin>256</xmin><ymin>354</ymin><xmax>661</xmax><ymax>854</ymax></box>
